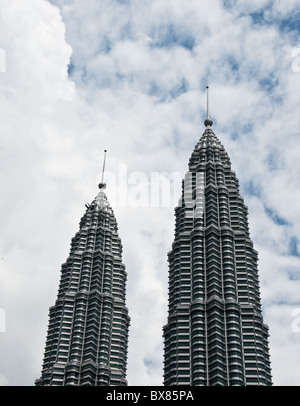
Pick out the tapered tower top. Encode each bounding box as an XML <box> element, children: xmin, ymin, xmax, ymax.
<box><xmin>94</xmin><ymin>149</ymin><xmax>110</xmax><ymax>211</ymax></box>
<box><xmin>85</xmin><ymin>149</ymin><xmax>110</xmax><ymax>212</ymax></box>
<box><xmin>204</xmin><ymin>85</ymin><xmax>213</xmax><ymax>128</ymax></box>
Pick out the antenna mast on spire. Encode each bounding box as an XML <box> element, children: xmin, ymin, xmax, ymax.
<box><xmin>99</xmin><ymin>149</ymin><xmax>107</xmax><ymax>189</ymax></box>
<box><xmin>206</xmin><ymin>85</ymin><xmax>210</xmax><ymax>120</ymax></box>
<box><xmin>204</xmin><ymin>85</ymin><xmax>213</xmax><ymax>128</ymax></box>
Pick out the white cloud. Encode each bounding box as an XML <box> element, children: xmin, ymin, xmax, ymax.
<box><xmin>0</xmin><ymin>0</ymin><xmax>300</xmax><ymax>386</ymax></box>
<box><xmin>268</xmin><ymin>0</ymin><xmax>300</xmax><ymax>19</ymax></box>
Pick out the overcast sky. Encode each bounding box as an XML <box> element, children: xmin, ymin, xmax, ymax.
<box><xmin>0</xmin><ymin>0</ymin><xmax>300</xmax><ymax>386</ymax></box>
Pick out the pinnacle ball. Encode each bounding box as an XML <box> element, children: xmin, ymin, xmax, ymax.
<box><xmin>204</xmin><ymin>118</ymin><xmax>213</xmax><ymax>127</ymax></box>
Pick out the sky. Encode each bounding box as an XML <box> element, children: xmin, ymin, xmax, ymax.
<box><xmin>0</xmin><ymin>0</ymin><xmax>300</xmax><ymax>386</ymax></box>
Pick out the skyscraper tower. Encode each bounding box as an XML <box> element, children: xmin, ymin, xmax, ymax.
<box><xmin>36</xmin><ymin>151</ymin><xmax>130</xmax><ymax>386</ymax></box>
<box><xmin>163</xmin><ymin>88</ymin><xmax>272</xmax><ymax>386</ymax></box>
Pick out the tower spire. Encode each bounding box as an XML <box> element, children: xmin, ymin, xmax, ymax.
<box><xmin>204</xmin><ymin>85</ymin><xmax>213</xmax><ymax>128</ymax></box>
<box><xmin>99</xmin><ymin>149</ymin><xmax>107</xmax><ymax>189</ymax></box>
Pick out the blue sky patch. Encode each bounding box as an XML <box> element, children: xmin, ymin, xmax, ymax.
<box><xmin>244</xmin><ymin>180</ymin><xmax>262</xmax><ymax>198</ymax></box>
<box><xmin>222</xmin><ymin>0</ymin><xmax>237</xmax><ymax>11</ymax></box>
<box><xmin>289</xmin><ymin>237</ymin><xmax>300</xmax><ymax>257</ymax></box>
<box><xmin>264</xmin><ymin>205</ymin><xmax>289</xmax><ymax>226</ymax></box>
<box><xmin>143</xmin><ymin>356</ymin><xmax>160</xmax><ymax>372</ymax></box>
<box><xmin>227</xmin><ymin>56</ymin><xmax>240</xmax><ymax>72</ymax></box>
<box><xmin>153</xmin><ymin>23</ymin><xmax>196</xmax><ymax>50</ymax></box>
<box><xmin>169</xmin><ymin>78</ymin><xmax>188</xmax><ymax>99</ymax></box>
<box><xmin>279</xmin><ymin>14</ymin><xmax>300</xmax><ymax>35</ymax></box>
<box><xmin>250</xmin><ymin>11</ymin><xmax>266</xmax><ymax>25</ymax></box>
<box><xmin>266</xmin><ymin>151</ymin><xmax>280</xmax><ymax>172</ymax></box>
<box><xmin>259</xmin><ymin>75</ymin><xmax>279</xmax><ymax>92</ymax></box>
<box><xmin>67</xmin><ymin>62</ymin><xmax>74</xmax><ymax>76</ymax></box>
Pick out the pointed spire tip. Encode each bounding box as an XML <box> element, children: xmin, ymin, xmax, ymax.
<box><xmin>99</xmin><ymin>149</ymin><xmax>107</xmax><ymax>190</ymax></box>
<box><xmin>204</xmin><ymin>85</ymin><xmax>213</xmax><ymax>128</ymax></box>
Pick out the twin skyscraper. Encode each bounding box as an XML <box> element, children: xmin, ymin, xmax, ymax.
<box><xmin>36</xmin><ymin>89</ymin><xmax>272</xmax><ymax>386</ymax></box>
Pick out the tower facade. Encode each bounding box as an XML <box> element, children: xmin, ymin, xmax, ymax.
<box><xmin>163</xmin><ymin>98</ymin><xmax>272</xmax><ymax>386</ymax></box>
<box><xmin>36</xmin><ymin>182</ymin><xmax>130</xmax><ymax>386</ymax></box>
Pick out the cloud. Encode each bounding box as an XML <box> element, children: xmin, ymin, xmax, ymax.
<box><xmin>0</xmin><ymin>0</ymin><xmax>300</xmax><ymax>386</ymax></box>
<box><xmin>0</xmin><ymin>0</ymin><xmax>80</xmax><ymax>385</ymax></box>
